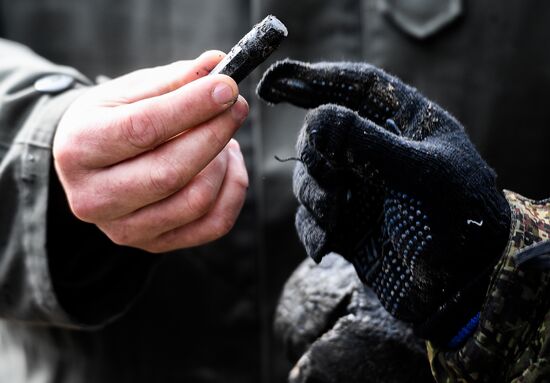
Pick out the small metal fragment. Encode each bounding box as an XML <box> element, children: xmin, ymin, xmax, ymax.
<box><xmin>210</xmin><ymin>15</ymin><xmax>288</xmax><ymax>83</ymax></box>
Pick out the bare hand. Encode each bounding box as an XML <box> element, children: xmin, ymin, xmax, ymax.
<box><xmin>53</xmin><ymin>51</ymin><xmax>249</xmax><ymax>252</ymax></box>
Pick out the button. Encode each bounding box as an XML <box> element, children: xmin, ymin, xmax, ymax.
<box><xmin>379</xmin><ymin>0</ymin><xmax>463</xmax><ymax>39</ymax></box>
<box><xmin>34</xmin><ymin>74</ymin><xmax>75</xmax><ymax>94</ymax></box>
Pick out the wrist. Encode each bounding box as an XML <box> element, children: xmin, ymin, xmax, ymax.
<box><xmin>426</xmin><ymin>191</ymin><xmax>550</xmax><ymax>349</ymax></box>
<box><xmin>426</xmin><ymin>191</ymin><xmax>550</xmax><ymax>381</ymax></box>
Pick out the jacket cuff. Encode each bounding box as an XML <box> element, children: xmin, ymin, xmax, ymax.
<box><xmin>426</xmin><ymin>190</ymin><xmax>550</xmax><ymax>382</ymax></box>
<box><xmin>1</xmin><ymin>86</ymin><xmax>90</xmax><ymax>326</ymax></box>
<box><xmin>40</xmin><ymin>86</ymin><xmax>160</xmax><ymax>329</ymax></box>
<box><xmin>47</xmin><ymin>146</ymin><xmax>160</xmax><ymax>329</ymax></box>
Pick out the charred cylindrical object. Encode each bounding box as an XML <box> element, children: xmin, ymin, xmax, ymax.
<box><xmin>210</xmin><ymin>15</ymin><xmax>288</xmax><ymax>83</ymax></box>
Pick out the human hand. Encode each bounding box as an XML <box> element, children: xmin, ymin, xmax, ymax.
<box><xmin>258</xmin><ymin>60</ymin><xmax>511</xmax><ymax>345</ymax></box>
<box><xmin>53</xmin><ymin>51</ymin><xmax>249</xmax><ymax>253</ymax></box>
<box><xmin>276</xmin><ymin>254</ymin><xmax>433</xmax><ymax>383</ymax></box>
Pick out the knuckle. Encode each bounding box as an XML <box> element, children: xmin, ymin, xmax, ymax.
<box><xmin>148</xmin><ymin>156</ymin><xmax>186</xmax><ymax>195</ymax></box>
<box><xmin>124</xmin><ymin>110</ymin><xmax>165</xmax><ymax>150</ymax></box>
<box><xmin>141</xmin><ymin>242</ymin><xmax>167</xmax><ymax>254</ymax></box>
<box><xmin>68</xmin><ymin>193</ymin><xmax>103</xmax><ymax>222</ymax></box>
<box><xmin>53</xmin><ymin>136</ymin><xmax>87</xmax><ymax>171</ymax></box>
<box><xmin>210</xmin><ymin>212</ymin><xmax>237</xmax><ymax>238</ymax></box>
<box><xmin>184</xmin><ymin>183</ymin><xmax>217</xmax><ymax>218</ymax></box>
<box><xmin>139</xmin><ymin>232</ymin><xmax>182</xmax><ymax>253</ymax></box>
<box><xmin>201</xmin><ymin>122</ymin><xmax>227</xmax><ymax>151</ymax></box>
<box><xmin>100</xmin><ymin>218</ymin><xmax>153</xmax><ymax>249</ymax></box>
<box><xmin>233</xmin><ymin>169</ymin><xmax>249</xmax><ymax>191</ymax></box>
<box><xmin>227</xmin><ymin>164</ymin><xmax>249</xmax><ymax>196</ymax></box>
<box><xmin>103</xmin><ymin>226</ymin><xmax>132</xmax><ymax>247</ymax></box>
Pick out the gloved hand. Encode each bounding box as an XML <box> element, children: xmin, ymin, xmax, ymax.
<box><xmin>257</xmin><ymin>60</ymin><xmax>511</xmax><ymax>345</ymax></box>
<box><xmin>276</xmin><ymin>253</ymin><xmax>434</xmax><ymax>383</ymax></box>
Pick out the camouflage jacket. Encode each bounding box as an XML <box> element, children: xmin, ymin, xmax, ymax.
<box><xmin>428</xmin><ymin>191</ymin><xmax>550</xmax><ymax>382</ymax></box>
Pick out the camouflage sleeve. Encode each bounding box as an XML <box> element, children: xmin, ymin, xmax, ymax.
<box><xmin>426</xmin><ymin>190</ymin><xmax>550</xmax><ymax>383</ymax></box>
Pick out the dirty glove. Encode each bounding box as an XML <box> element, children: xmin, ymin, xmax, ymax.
<box><xmin>258</xmin><ymin>60</ymin><xmax>511</xmax><ymax>345</ymax></box>
<box><xmin>276</xmin><ymin>253</ymin><xmax>434</xmax><ymax>383</ymax></box>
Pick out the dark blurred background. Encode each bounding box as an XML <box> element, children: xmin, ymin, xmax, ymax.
<box><xmin>0</xmin><ymin>0</ymin><xmax>548</xmax><ymax>382</ymax></box>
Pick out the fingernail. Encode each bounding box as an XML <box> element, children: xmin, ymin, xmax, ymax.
<box><xmin>212</xmin><ymin>83</ymin><xmax>236</xmax><ymax>105</ymax></box>
<box><xmin>231</xmin><ymin>97</ymin><xmax>249</xmax><ymax>123</ymax></box>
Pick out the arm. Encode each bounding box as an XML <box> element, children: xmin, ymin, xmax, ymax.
<box><xmin>428</xmin><ymin>191</ymin><xmax>550</xmax><ymax>382</ymax></box>
<box><xmin>0</xmin><ymin>39</ymin><xmax>249</xmax><ymax>328</ymax></box>
<box><xmin>0</xmin><ymin>38</ymin><xmax>98</xmax><ymax>326</ymax></box>
<box><xmin>258</xmin><ymin>60</ymin><xmax>549</xmax><ymax>381</ymax></box>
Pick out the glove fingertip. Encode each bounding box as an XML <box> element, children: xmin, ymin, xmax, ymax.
<box><xmin>302</xmin><ymin>104</ymin><xmax>364</xmax><ymax>167</ymax></box>
<box><xmin>295</xmin><ymin>206</ymin><xmax>329</xmax><ymax>263</ymax></box>
<box><xmin>256</xmin><ymin>59</ymin><xmax>319</xmax><ymax>107</ymax></box>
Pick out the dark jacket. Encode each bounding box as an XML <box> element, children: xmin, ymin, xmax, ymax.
<box><xmin>0</xmin><ymin>0</ymin><xmax>548</xmax><ymax>382</ymax></box>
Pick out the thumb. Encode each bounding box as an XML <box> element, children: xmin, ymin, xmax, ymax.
<box><xmin>92</xmin><ymin>50</ymin><xmax>226</xmax><ymax>104</ymax></box>
<box><xmin>299</xmin><ymin>104</ymin><xmax>427</xmax><ymax>185</ymax></box>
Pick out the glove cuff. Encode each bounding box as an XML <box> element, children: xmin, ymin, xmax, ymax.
<box><xmin>426</xmin><ymin>190</ymin><xmax>550</xmax><ymax>382</ymax></box>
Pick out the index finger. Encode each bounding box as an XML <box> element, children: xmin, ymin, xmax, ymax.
<box><xmin>78</xmin><ymin>73</ymin><xmax>239</xmax><ymax>168</ymax></box>
<box><xmin>92</xmin><ymin>50</ymin><xmax>227</xmax><ymax>104</ymax></box>
<box><xmin>257</xmin><ymin>59</ymin><xmax>421</xmax><ymax>127</ymax></box>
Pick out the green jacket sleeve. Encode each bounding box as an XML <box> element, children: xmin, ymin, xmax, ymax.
<box><xmin>0</xmin><ymin>38</ymin><xmax>158</xmax><ymax>329</ymax></box>
<box><xmin>427</xmin><ymin>190</ymin><xmax>550</xmax><ymax>382</ymax></box>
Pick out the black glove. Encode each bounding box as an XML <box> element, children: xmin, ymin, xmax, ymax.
<box><xmin>257</xmin><ymin>60</ymin><xmax>511</xmax><ymax>346</ymax></box>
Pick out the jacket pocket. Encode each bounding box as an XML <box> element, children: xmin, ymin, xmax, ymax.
<box><xmin>378</xmin><ymin>0</ymin><xmax>463</xmax><ymax>39</ymax></box>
